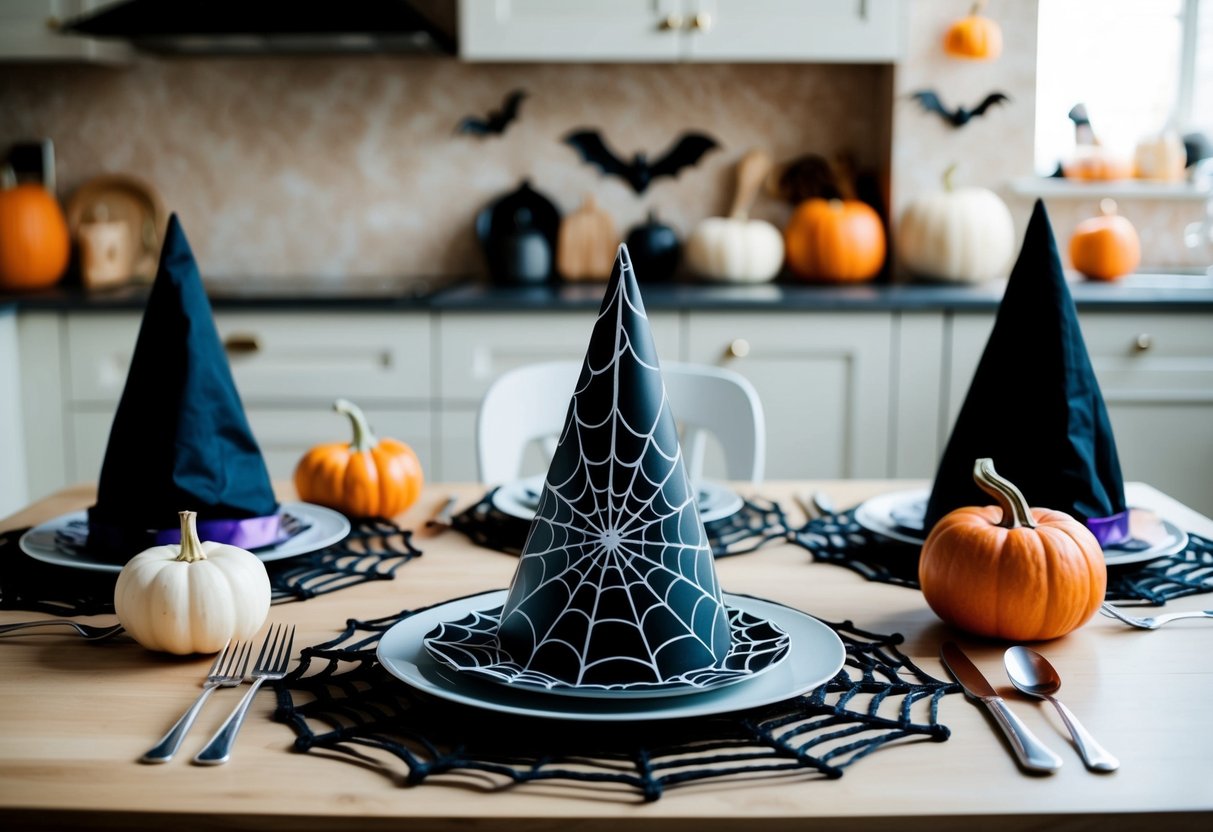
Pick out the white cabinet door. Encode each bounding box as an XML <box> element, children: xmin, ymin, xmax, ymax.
<box><xmin>0</xmin><ymin>310</ymin><xmax>28</xmax><ymax>518</ymax></box>
<box><xmin>683</xmin><ymin>0</ymin><xmax>905</xmax><ymax>63</ymax></box>
<box><xmin>687</xmin><ymin>312</ymin><xmax>893</xmax><ymax>479</ymax></box>
<box><xmin>948</xmin><ymin>311</ymin><xmax>1213</xmax><ymax>517</ymax></box>
<box><xmin>459</xmin><ymin>0</ymin><xmax>682</xmax><ymax>62</ymax></box>
<box><xmin>0</xmin><ymin>1</ymin><xmax>129</xmax><ymax>61</ymax></box>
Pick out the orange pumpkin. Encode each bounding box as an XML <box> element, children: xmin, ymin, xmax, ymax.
<box><xmin>0</xmin><ymin>181</ymin><xmax>71</xmax><ymax>291</ymax></box>
<box><xmin>919</xmin><ymin>458</ymin><xmax>1107</xmax><ymax>641</ymax></box>
<box><xmin>1061</xmin><ymin>146</ymin><xmax>1133</xmax><ymax>181</ymax></box>
<box><xmin>784</xmin><ymin>198</ymin><xmax>885</xmax><ymax>283</ymax></box>
<box><xmin>1069</xmin><ymin>199</ymin><xmax>1140</xmax><ymax>282</ymax></box>
<box><xmin>943</xmin><ymin>1</ymin><xmax>1003</xmax><ymax>61</ymax></box>
<box><xmin>294</xmin><ymin>398</ymin><xmax>424</xmax><ymax>519</ymax></box>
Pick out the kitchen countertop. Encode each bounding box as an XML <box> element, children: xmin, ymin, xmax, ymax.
<box><xmin>2</xmin><ymin>271</ymin><xmax>1212</xmax><ymax>313</ymax></box>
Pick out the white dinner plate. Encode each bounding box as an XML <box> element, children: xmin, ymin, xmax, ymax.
<box><xmin>853</xmin><ymin>489</ymin><xmax>1189</xmax><ymax>567</ymax></box>
<box><xmin>18</xmin><ymin>501</ymin><xmax>351</xmax><ymax>573</ymax></box>
<box><xmin>377</xmin><ymin>590</ymin><xmax>846</xmax><ymax>722</ymax></box>
<box><xmin>491</xmin><ymin>475</ymin><xmax>744</xmax><ymax>525</ymax></box>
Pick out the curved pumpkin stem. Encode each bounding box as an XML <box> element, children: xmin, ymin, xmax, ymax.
<box><xmin>973</xmin><ymin>458</ymin><xmax>1036</xmax><ymax>529</ymax></box>
<box><xmin>335</xmin><ymin>398</ymin><xmax>377</xmax><ymax>453</ymax></box>
<box><xmin>970</xmin><ymin>0</ymin><xmax>988</xmax><ymax>16</ymax></box>
<box><xmin>175</xmin><ymin>510</ymin><xmax>207</xmax><ymax>563</ymax></box>
<box><xmin>942</xmin><ymin>163</ymin><xmax>958</xmax><ymax>192</ymax></box>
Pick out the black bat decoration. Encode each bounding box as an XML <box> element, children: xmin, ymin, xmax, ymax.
<box><xmin>456</xmin><ymin>89</ymin><xmax>527</xmax><ymax>137</ymax></box>
<box><xmin>563</xmin><ymin>130</ymin><xmax>720</xmax><ymax>194</ymax></box>
<box><xmin>911</xmin><ymin>90</ymin><xmax>1010</xmax><ymax>128</ymax></box>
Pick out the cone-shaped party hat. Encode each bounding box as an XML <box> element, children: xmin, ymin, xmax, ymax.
<box><xmin>924</xmin><ymin>200</ymin><xmax>1127</xmax><ymax>541</ymax></box>
<box><xmin>425</xmin><ymin>245</ymin><xmax>787</xmax><ymax>692</ymax></box>
<box><xmin>87</xmin><ymin>214</ymin><xmax>280</xmax><ymax>561</ymax></box>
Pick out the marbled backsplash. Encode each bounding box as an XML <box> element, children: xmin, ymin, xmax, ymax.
<box><xmin>0</xmin><ymin>0</ymin><xmax>1206</xmax><ymax>280</ymax></box>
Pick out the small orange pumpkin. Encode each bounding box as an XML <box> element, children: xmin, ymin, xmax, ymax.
<box><xmin>784</xmin><ymin>198</ymin><xmax>886</xmax><ymax>283</ymax></box>
<box><xmin>0</xmin><ymin>179</ymin><xmax>71</xmax><ymax>291</ymax></box>
<box><xmin>294</xmin><ymin>398</ymin><xmax>424</xmax><ymax>519</ymax></box>
<box><xmin>919</xmin><ymin>458</ymin><xmax>1106</xmax><ymax>641</ymax></box>
<box><xmin>1069</xmin><ymin>199</ymin><xmax>1140</xmax><ymax>282</ymax></box>
<box><xmin>943</xmin><ymin>1</ymin><xmax>1003</xmax><ymax>61</ymax></box>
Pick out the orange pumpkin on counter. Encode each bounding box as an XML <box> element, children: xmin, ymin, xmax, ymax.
<box><xmin>294</xmin><ymin>398</ymin><xmax>424</xmax><ymax>519</ymax></box>
<box><xmin>784</xmin><ymin>198</ymin><xmax>885</xmax><ymax>283</ymax></box>
<box><xmin>919</xmin><ymin>458</ymin><xmax>1106</xmax><ymax>642</ymax></box>
<box><xmin>943</xmin><ymin>0</ymin><xmax>1003</xmax><ymax>61</ymax></box>
<box><xmin>1069</xmin><ymin>199</ymin><xmax>1140</xmax><ymax>281</ymax></box>
<box><xmin>0</xmin><ymin>179</ymin><xmax>70</xmax><ymax>291</ymax></box>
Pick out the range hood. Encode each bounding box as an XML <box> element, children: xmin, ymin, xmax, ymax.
<box><xmin>61</xmin><ymin>0</ymin><xmax>457</xmax><ymax>55</ymax></box>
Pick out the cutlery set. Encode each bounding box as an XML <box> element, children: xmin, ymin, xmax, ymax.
<box><xmin>941</xmin><ymin>641</ymin><xmax>1118</xmax><ymax>775</ymax></box>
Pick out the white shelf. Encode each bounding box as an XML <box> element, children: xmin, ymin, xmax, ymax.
<box><xmin>1009</xmin><ymin>177</ymin><xmax>1212</xmax><ymax>202</ymax></box>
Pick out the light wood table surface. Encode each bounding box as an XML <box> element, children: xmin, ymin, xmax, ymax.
<box><xmin>1</xmin><ymin>481</ymin><xmax>1212</xmax><ymax>831</ymax></box>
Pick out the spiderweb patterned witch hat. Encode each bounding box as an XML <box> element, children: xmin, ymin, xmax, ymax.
<box><xmin>425</xmin><ymin>245</ymin><xmax>789</xmax><ymax>694</ymax></box>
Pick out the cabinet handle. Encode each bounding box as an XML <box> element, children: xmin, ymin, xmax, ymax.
<box><xmin>223</xmin><ymin>333</ymin><xmax>262</xmax><ymax>356</ymax></box>
<box><xmin>1133</xmin><ymin>333</ymin><xmax>1153</xmax><ymax>352</ymax></box>
<box><xmin>690</xmin><ymin>12</ymin><xmax>713</xmax><ymax>31</ymax></box>
<box><xmin>659</xmin><ymin>13</ymin><xmax>684</xmax><ymax>31</ymax></box>
<box><xmin>724</xmin><ymin>338</ymin><xmax>750</xmax><ymax>360</ymax></box>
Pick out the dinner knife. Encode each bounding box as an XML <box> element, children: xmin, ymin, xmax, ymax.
<box><xmin>940</xmin><ymin>641</ymin><xmax>1063</xmax><ymax>773</ymax></box>
<box><xmin>420</xmin><ymin>495</ymin><xmax>459</xmax><ymax>536</ymax></box>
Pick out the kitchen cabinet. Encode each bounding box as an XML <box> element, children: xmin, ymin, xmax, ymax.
<box><xmin>0</xmin><ymin>1</ymin><xmax>129</xmax><ymax>62</ymax></box>
<box><xmin>458</xmin><ymin>0</ymin><xmax>905</xmax><ymax>63</ymax></box>
<box><xmin>947</xmin><ymin>311</ymin><xmax>1213</xmax><ymax>517</ymax></box>
<box><xmin>0</xmin><ymin>309</ymin><xmax>28</xmax><ymax>518</ymax></box>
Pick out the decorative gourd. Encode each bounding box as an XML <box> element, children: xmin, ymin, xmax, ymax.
<box><xmin>919</xmin><ymin>459</ymin><xmax>1106</xmax><ymax>642</ymax></box>
<box><xmin>1069</xmin><ymin>199</ymin><xmax>1141</xmax><ymax>281</ymax></box>
<box><xmin>1062</xmin><ymin>145</ymin><xmax>1133</xmax><ymax>181</ymax></box>
<box><xmin>114</xmin><ymin>511</ymin><xmax>271</xmax><ymax>655</ymax></box>
<box><xmin>0</xmin><ymin>172</ymin><xmax>71</xmax><ymax>291</ymax></box>
<box><xmin>896</xmin><ymin>165</ymin><xmax>1014</xmax><ymax>283</ymax></box>
<box><xmin>943</xmin><ymin>1</ymin><xmax>1002</xmax><ymax>61</ymax></box>
<box><xmin>294</xmin><ymin>398</ymin><xmax>424</xmax><ymax>518</ymax></box>
<box><xmin>624</xmin><ymin>211</ymin><xmax>681</xmax><ymax>282</ymax></box>
<box><xmin>686</xmin><ymin>149</ymin><xmax>784</xmax><ymax>283</ymax></box>
<box><xmin>1134</xmin><ymin>130</ymin><xmax>1186</xmax><ymax>182</ymax></box>
<box><xmin>556</xmin><ymin>195</ymin><xmax>617</xmax><ymax>281</ymax></box>
<box><xmin>785</xmin><ymin>198</ymin><xmax>885</xmax><ymax>283</ymax></box>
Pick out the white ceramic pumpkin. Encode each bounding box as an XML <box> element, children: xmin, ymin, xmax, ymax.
<box><xmin>685</xmin><ymin>216</ymin><xmax>784</xmax><ymax>283</ymax></box>
<box><xmin>1134</xmin><ymin>130</ymin><xmax>1186</xmax><ymax>182</ymax></box>
<box><xmin>896</xmin><ymin>167</ymin><xmax>1014</xmax><ymax>283</ymax></box>
<box><xmin>114</xmin><ymin>511</ymin><xmax>271</xmax><ymax>655</ymax></box>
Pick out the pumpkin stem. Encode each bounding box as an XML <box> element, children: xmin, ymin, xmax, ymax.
<box><xmin>970</xmin><ymin>0</ymin><xmax>987</xmax><ymax>16</ymax></box>
<box><xmin>1099</xmin><ymin>197</ymin><xmax>1119</xmax><ymax>217</ymax></box>
<box><xmin>0</xmin><ymin>164</ymin><xmax>16</xmax><ymax>190</ymax></box>
<box><xmin>335</xmin><ymin>398</ymin><xmax>377</xmax><ymax>453</ymax></box>
<box><xmin>175</xmin><ymin>511</ymin><xmax>208</xmax><ymax>562</ymax></box>
<box><xmin>942</xmin><ymin>163</ymin><xmax>958</xmax><ymax>192</ymax></box>
<box><xmin>972</xmin><ymin>458</ymin><xmax>1036</xmax><ymax>529</ymax></box>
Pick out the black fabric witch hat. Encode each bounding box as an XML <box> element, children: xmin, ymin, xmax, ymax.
<box><xmin>424</xmin><ymin>245</ymin><xmax>788</xmax><ymax>692</ymax></box>
<box><xmin>87</xmin><ymin>214</ymin><xmax>279</xmax><ymax>561</ymax></box>
<box><xmin>923</xmin><ymin>199</ymin><xmax>1126</xmax><ymax>539</ymax></box>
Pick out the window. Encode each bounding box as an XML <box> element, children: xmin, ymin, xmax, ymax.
<box><xmin>1035</xmin><ymin>0</ymin><xmax>1209</xmax><ymax>176</ymax></box>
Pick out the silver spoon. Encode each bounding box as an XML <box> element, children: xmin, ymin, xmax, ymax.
<box><xmin>1004</xmin><ymin>646</ymin><xmax>1119</xmax><ymax>772</ymax></box>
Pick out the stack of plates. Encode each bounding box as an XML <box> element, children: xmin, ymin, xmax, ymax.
<box><xmin>491</xmin><ymin>475</ymin><xmax>744</xmax><ymax>525</ymax></box>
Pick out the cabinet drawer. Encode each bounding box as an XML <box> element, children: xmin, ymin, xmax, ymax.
<box><xmin>1080</xmin><ymin>313</ymin><xmax>1213</xmax><ymax>399</ymax></box>
<box><xmin>437</xmin><ymin>311</ymin><xmax>682</xmax><ymax>403</ymax></box>
<box><xmin>65</xmin><ymin>312</ymin><xmax>431</xmax><ymax>404</ymax></box>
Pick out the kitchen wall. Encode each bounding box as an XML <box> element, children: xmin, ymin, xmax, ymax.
<box><xmin>0</xmin><ymin>0</ymin><xmax>1206</xmax><ymax>280</ymax></box>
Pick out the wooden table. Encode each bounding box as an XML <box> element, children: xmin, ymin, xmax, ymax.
<box><xmin>2</xmin><ymin>481</ymin><xmax>1212</xmax><ymax>831</ymax></box>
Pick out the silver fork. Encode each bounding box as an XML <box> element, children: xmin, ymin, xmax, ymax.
<box><xmin>1099</xmin><ymin>602</ymin><xmax>1213</xmax><ymax>630</ymax></box>
<box><xmin>140</xmin><ymin>639</ymin><xmax>251</xmax><ymax>763</ymax></box>
<box><xmin>0</xmin><ymin>619</ymin><xmax>125</xmax><ymax>641</ymax></box>
<box><xmin>193</xmin><ymin>624</ymin><xmax>296</xmax><ymax>765</ymax></box>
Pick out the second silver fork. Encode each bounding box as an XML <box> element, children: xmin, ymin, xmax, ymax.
<box><xmin>140</xmin><ymin>639</ymin><xmax>251</xmax><ymax>764</ymax></box>
<box><xmin>193</xmin><ymin>624</ymin><xmax>296</xmax><ymax>765</ymax></box>
<box><xmin>1100</xmin><ymin>601</ymin><xmax>1213</xmax><ymax>630</ymax></box>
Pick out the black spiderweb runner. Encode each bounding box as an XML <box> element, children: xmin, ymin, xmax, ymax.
<box><xmin>790</xmin><ymin>507</ymin><xmax>1213</xmax><ymax>604</ymax></box>
<box><xmin>274</xmin><ymin>593</ymin><xmax>956</xmax><ymax>802</ymax></box>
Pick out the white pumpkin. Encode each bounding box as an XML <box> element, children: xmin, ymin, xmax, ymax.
<box><xmin>896</xmin><ymin>168</ymin><xmax>1014</xmax><ymax>283</ymax></box>
<box><xmin>1134</xmin><ymin>130</ymin><xmax>1186</xmax><ymax>182</ymax></box>
<box><xmin>685</xmin><ymin>217</ymin><xmax>784</xmax><ymax>283</ymax></box>
<box><xmin>114</xmin><ymin>511</ymin><xmax>271</xmax><ymax>655</ymax></box>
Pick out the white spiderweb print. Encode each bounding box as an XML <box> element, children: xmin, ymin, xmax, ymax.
<box><xmin>425</xmin><ymin>247</ymin><xmax>788</xmax><ymax>692</ymax></box>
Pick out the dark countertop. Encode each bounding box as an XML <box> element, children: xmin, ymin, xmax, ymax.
<box><xmin>2</xmin><ymin>271</ymin><xmax>1212</xmax><ymax>313</ymax></box>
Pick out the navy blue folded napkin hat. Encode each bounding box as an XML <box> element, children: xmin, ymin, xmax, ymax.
<box><xmin>923</xmin><ymin>199</ymin><xmax>1128</xmax><ymax>544</ymax></box>
<box><xmin>87</xmin><ymin>214</ymin><xmax>280</xmax><ymax>562</ymax></box>
<box><xmin>423</xmin><ymin>244</ymin><xmax>788</xmax><ymax>692</ymax></box>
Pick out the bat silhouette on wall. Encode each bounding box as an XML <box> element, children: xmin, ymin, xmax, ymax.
<box><xmin>911</xmin><ymin>90</ymin><xmax>1010</xmax><ymax>127</ymax></box>
<box><xmin>456</xmin><ymin>90</ymin><xmax>527</xmax><ymax>137</ymax></box>
<box><xmin>563</xmin><ymin>130</ymin><xmax>720</xmax><ymax>194</ymax></box>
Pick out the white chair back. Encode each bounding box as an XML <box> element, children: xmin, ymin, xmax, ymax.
<box><xmin>476</xmin><ymin>360</ymin><xmax>765</xmax><ymax>487</ymax></box>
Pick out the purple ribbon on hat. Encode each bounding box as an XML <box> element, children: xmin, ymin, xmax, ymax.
<box><xmin>152</xmin><ymin>513</ymin><xmax>285</xmax><ymax>550</ymax></box>
<box><xmin>1086</xmin><ymin>510</ymin><xmax>1130</xmax><ymax>548</ymax></box>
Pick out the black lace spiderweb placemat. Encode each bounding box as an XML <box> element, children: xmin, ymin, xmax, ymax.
<box><xmin>273</xmin><ymin>594</ymin><xmax>956</xmax><ymax>802</ymax></box>
<box><xmin>791</xmin><ymin>509</ymin><xmax>1213</xmax><ymax>604</ymax></box>
<box><xmin>0</xmin><ymin>518</ymin><xmax>421</xmax><ymax>617</ymax></box>
<box><xmin>452</xmin><ymin>488</ymin><xmax>789</xmax><ymax>559</ymax></box>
